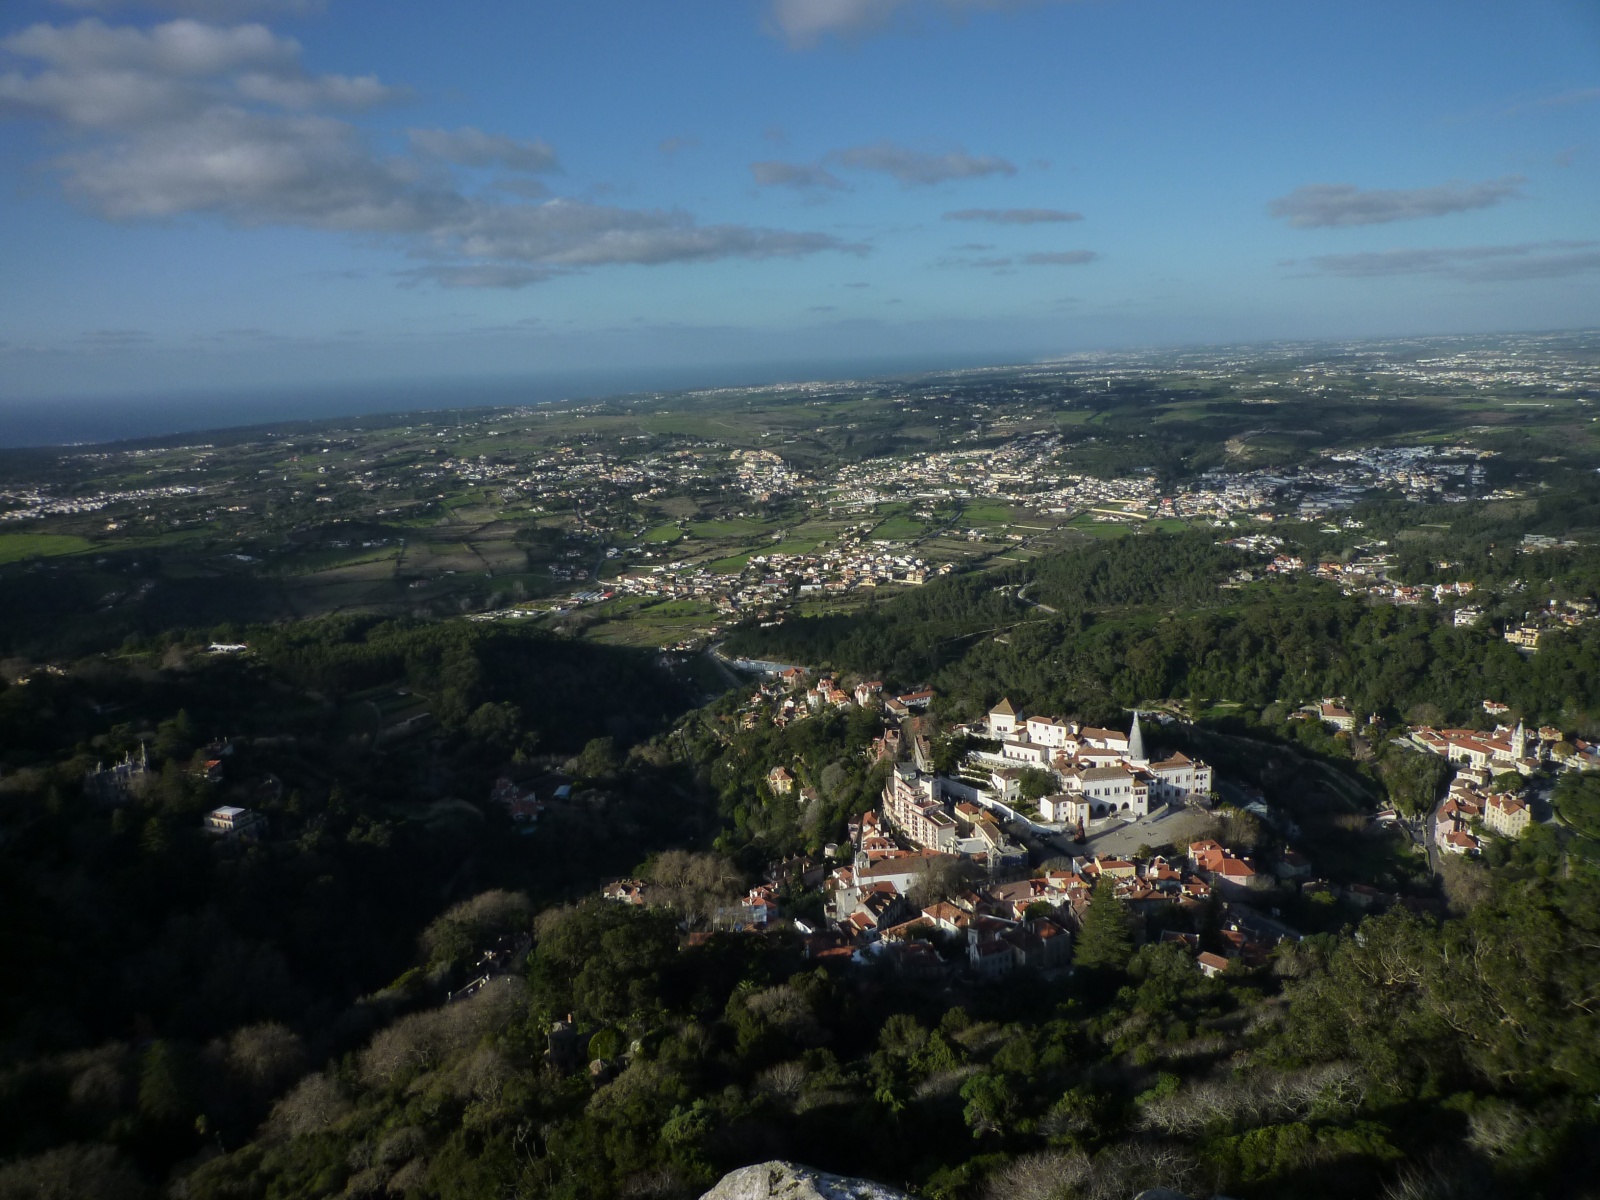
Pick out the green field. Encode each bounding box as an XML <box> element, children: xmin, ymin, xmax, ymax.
<box><xmin>771</xmin><ymin>536</ymin><xmax>824</xmax><ymax>555</ymax></box>
<box><xmin>869</xmin><ymin>517</ymin><xmax>926</xmax><ymax>540</ymax></box>
<box><xmin>0</xmin><ymin>533</ymin><xmax>96</xmax><ymax>564</ymax></box>
<box><xmin>961</xmin><ymin>503</ymin><xmax>1013</xmax><ymax>523</ymax></box>
<box><xmin>708</xmin><ymin>552</ymin><xmax>756</xmax><ymax>573</ymax></box>
<box><xmin>643</xmin><ymin>524</ymin><xmax>683</xmax><ymax>543</ymax></box>
<box><xmin>688</xmin><ymin>519</ymin><xmax>771</xmax><ymax>539</ymax></box>
<box><xmin>1065</xmin><ymin>514</ymin><xmax>1137</xmax><ymax>538</ymax></box>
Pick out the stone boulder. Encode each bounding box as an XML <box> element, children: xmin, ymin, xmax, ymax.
<box><xmin>699</xmin><ymin>1161</ymin><xmax>914</xmax><ymax>1200</ymax></box>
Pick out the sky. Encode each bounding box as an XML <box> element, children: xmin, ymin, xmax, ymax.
<box><xmin>0</xmin><ymin>0</ymin><xmax>1597</xmax><ymax>414</ymax></box>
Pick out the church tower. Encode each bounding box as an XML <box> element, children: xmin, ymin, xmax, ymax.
<box><xmin>1512</xmin><ymin>719</ymin><xmax>1527</xmax><ymax>762</ymax></box>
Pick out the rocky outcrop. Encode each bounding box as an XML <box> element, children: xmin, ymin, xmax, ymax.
<box><xmin>699</xmin><ymin>1161</ymin><xmax>914</xmax><ymax>1200</ymax></box>
<box><xmin>697</xmin><ymin>1160</ymin><xmax>1199</xmax><ymax>1200</ymax></box>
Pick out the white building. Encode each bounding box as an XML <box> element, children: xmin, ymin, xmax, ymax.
<box><xmin>1024</xmin><ymin>715</ymin><xmax>1072</xmax><ymax>749</ymax></box>
<box><xmin>881</xmin><ymin>764</ymin><xmax>958</xmax><ymax>853</ymax></box>
<box><xmin>204</xmin><ymin>805</ymin><xmax>266</xmax><ymax>840</ymax></box>
<box><xmin>1058</xmin><ymin>765</ymin><xmax>1150</xmax><ymax>817</ymax></box>
<box><xmin>1483</xmin><ymin>793</ymin><xmax>1530</xmax><ymax>839</ymax></box>
<box><xmin>1144</xmin><ymin>752</ymin><xmax>1213</xmax><ymax>804</ymax></box>
<box><xmin>999</xmin><ymin>739</ymin><xmax>1050</xmax><ymax>766</ymax></box>
<box><xmin>987</xmin><ymin>698</ymin><xmax>1021</xmax><ymax>739</ymax></box>
<box><xmin>981</xmin><ymin>712</ymin><xmax>1212</xmax><ymax>821</ymax></box>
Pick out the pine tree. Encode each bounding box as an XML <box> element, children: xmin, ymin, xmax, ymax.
<box><xmin>1073</xmin><ymin>878</ymin><xmax>1133</xmax><ymax>971</ymax></box>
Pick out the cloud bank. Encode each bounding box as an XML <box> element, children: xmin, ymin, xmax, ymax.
<box><xmin>409</xmin><ymin>127</ymin><xmax>559</xmax><ymax>173</ymax></box>
<box><xmin>833</xmin><ymin>139</ymin><xmax>1015</xmax><ymax>185</ymax></box>
<box><xmin>751</xmin><ymin>139</ymin><xmax>1016</xmax><ymax>192</ymax></box>
<box><xmin>53</xmin><ymin>0</ymin><xmax>327</xmax><ymax>16</ymax></box>
<box><xmin>1268</xmin><ymin>177</ymin><xmax>1524</xmax><ymax>228</ymax></box>
<box><xmin>0</xmin><ymin>17</ymin><xmax>858</xmax><ymax>286</ymax></box>
<box><xmin>944</xmin><ymin>248</ymin><xmax>1097</xmax><ymax>268</ymax></box>
<box><xmin>770</xmin><ymin>0</ymin><xmax>1060</xmax><ymax>47</ymax></box>
<box><xmin>1303</xmin><ymin>241</ymin><xmax>1600</xmax><ymax>281</ymax></box>
<box><xmin>750</xmin><ymin>160</ymin><xmax>849</xmax><ymax>190</ymax></box>
<box><xmin>944</xmin><ymin>207</ymin><xmax>1081</xmax><ymax>223</ymax></box>
<box><xmin>1021</xmin><ymin>249</ymin><xmax>1096</xmax><ymax>265</ymax></box>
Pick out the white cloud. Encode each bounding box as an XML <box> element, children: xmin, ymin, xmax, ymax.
<box><xmin>398</xmin><ymin>264</ymin><xmax>559</xmax><ymax>290</ymax></box>
<box><xmin>942</xmin><ymin>248</ymin><xmax>1096</xmax><ymax>268</ymax></box>
<box><xmin>832</xmin><ymin>139</ymin><xmax>1015</xmax><ymax>185</ymax></box>
<box><xmin>771</xmin><ymin>0</ymin><xmax>908</xmax><ymax>44</ymax></box>
<box><xmin>1267</xmin><ymin>177</ymin><xmax>1524</xmax><ymax>228</ymax></box>
<box><xmin>235</xmin><ymin>69</ymin><xmax>395</xmax><ymax>109</ymax></box>
<box><xmin>1021</xmin><ymin>250</ymin><xmax>1096</xmax><ymax>265</ymax></box>
<box><xmin>449</xmin><ymin>199</ymin><xmax>859</xmax><ymax>267</ymax></box>
<box><xmin>944</xmin><ymin>207</ymin><xmax>1082</xmax><ymax>223</ymax></box>
<box><xmin>52</xmin><ymin>0</ymin><xmax>327</xmax><ymax>16</ymax></box>
<box><xmin>409</xmin><ymin>126</ymin><xmax>559</xmax><ymax>173</ymax></box>
<box><xmin>0</xmin><ymin>17</ymin><xmax>858</xmax><ymax>285</ymax></box>
<box><xmin>750</xmin><ymin>159</ymin><xmax>849</xmax><ymax>190</ymax></box>
<box><xmin>1302</xmin><ymin>241</ymin><xmax>1600</xmax><ymax>281</ymax></box>
<box><xmin>770</xmin><ymin>0</ymin><xmax>1056</xmax><ymax>47</ymax></box>
<box><xmin>56</xmin><ymin>107</ymin><xmax>450</xmax><ymax>225</ymax></box>
<box><xmin>9</xmin><ymin>17</ymin><xmax>296</xmax><ymax>75</ymax></box>
<box><xmin>0</xmin><ymin>18</ymin><xmax>397</xmax><ymax>127</ymax></box>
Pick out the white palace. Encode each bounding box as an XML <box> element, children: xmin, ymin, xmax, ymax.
<box><xmin>983</xmin><ymin>700</ymin><xmax>1213</xmax><ymax>825</ymax></box>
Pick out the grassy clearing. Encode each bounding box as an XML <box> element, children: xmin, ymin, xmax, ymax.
<box><xmin>688</xmin><ymin>519</ymin><xmax>770</xmax><ymax>539</ymax></box>
<box><xmin>643</xmin><ymin>524</ymin><xmax>683</xmax><ymax>543</ymax></box>
<box><xmin>772</xmin><ymin>536</ymin><xmax>824</xmax><ymax>555</ymax></box>
<box><xmin>285</xmin><ymin>547</ymin><xmax>401</xmax><ymax>575</ymax></box>
<box><xmin>961</xmin><ymin>503</ymin><xmax>1012</xmax><ymax>523</ymax></box>
<box><xmin>0</xmin><ymin>533</ymin><xmax>96</xmax><ymax>564</ymax></box>
<box><xmin>1065</xmin><ymin>515</ymin><xmax>1136</xmax><ymax>539</ymax></box>
<box><xmin>870</xmin><ymin>517</ymin><xmax>925</xmax><ymax>540</ymax></box>
<box><xmin>708</xmin><ymin>552</ymin><xmax>756</xmax><ymax>574</ymax></box>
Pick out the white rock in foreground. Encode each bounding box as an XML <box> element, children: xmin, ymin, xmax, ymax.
<box><xmin>699</xmin><ymin>1161</ymin><xmax>913</xmax><ymax>1200</ymax></box>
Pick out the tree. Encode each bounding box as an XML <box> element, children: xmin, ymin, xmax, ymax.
<box><xmin>226</xmin><ymin>1023</ymin><xmax>309</xmax><ymax>1097</ymax></box>
<box><xmin>1555</xmin><ymin>771</ymin><xmax>1600</xmax><ymax>839</ymax></box>
<box><xmin>420</xmin><ymin>889</ymin><xmax>532</xmax><ymax>971</ymax></box>
<box><xmin>907</xmin><ymin>855</ymin><xmax>970</xmax><ymax>909</ymax></box>
<box><xmin>572</xmin><ymin>736</ymin><xmax>621</xmax><ymax>781</ymax></box>
<box><xmin>0</xmin><ymin>1145</ymin><xmax>145</xmax><ymax>1200</ymax></box>
<box><xmin>643</xmin><ymin>850</ymin><xmax>740</xmax><ymax>927</ymax></box>
<box><xmin>961</xmin><ymin>1071</ymin><xmax>1022</xmax><ymax>1137</ymax></box>
<box><xmin>154</xmin><ymin>708</ymin><xmax>195</xmax><ymax>762</ymax></box>
<box><xmin>529</xmin><ymin>902</ymin><xmax>678</xmax><ymax>1026</ymax></box>
<box><xmin>138</xmin><ymin>1040</ymin><xmax>195</xmax><ymax>1129</ymax></box>
<box><xmin>1226</xmin><ymin>808</ymin><xmax>1265</xmax><ymax>853</ymax></box>
<box><xmin>1376</xmin><ymin>743</ymin><xmax>1451</xmax><ymax>816</ymax></box>
<box><xmin>1017</xmin><ymin>768</ymin><xmax>1057</xmax><ymax>803</ymax></box>
<box><xmin>1073</xmin><ymin>879</ymin><xmax>1133</xmax><ymax>973</ymax></box>
<box><xmin>465</xmin><ymin>701</ymin><xmax>522</xmax><ymax>749</ymax></box>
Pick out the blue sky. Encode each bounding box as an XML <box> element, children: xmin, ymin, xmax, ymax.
<box><xmin>1</xmin><ymin>0</ymin><xmax>1597</xmax><ymax>405</ymax></box>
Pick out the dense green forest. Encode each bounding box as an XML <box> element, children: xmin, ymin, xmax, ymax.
<box><xmin>6</xmin><ymin>505</ymin><xmax>1600</xmax><ymax>1198</ymax></box>
<box><xmin>727</xmin><ymin>532</ymin><xmax>1600</xmax><ymax>733</ymax></box>
<box><xmin>27</xmin><ymin>830</ymin><xmax>1585</xmax><ymax>1200</ymax></box>
<box><xmin>0</xmin><ymin>620</ymin><xmax>714</xmax><ymax>1198</ymax></box>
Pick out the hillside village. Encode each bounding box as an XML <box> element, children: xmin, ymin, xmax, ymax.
<box><xmin>601</xmin><ymin>668</ymin><xmax>1311</xmax><ymax>984</ymax></box>
<box><xmin>586</xmin><ymin>658</ymin><xmax>1600</xmax><ymax>987</ymax></box>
